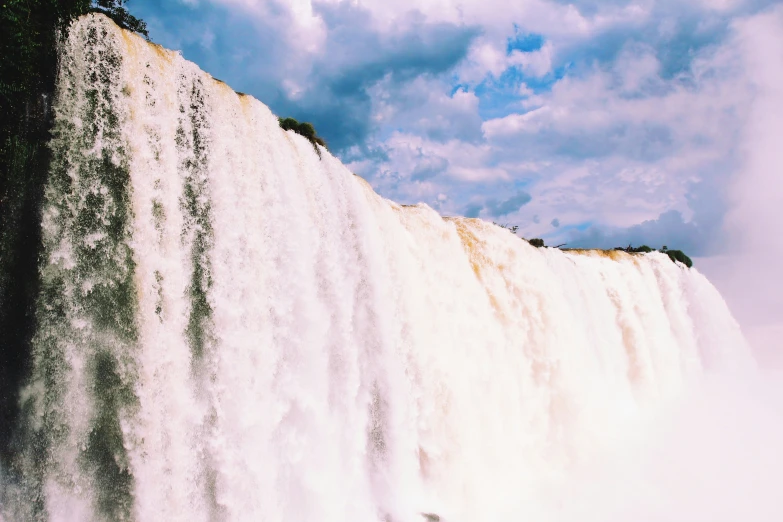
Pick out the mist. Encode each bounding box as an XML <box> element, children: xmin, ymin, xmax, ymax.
<box><xmin>542</xmin><ymin>367</ymin><xmax>783</xmax><ymax>522</ymax></box>
<box><xmin>560</xmin><ymin>7</ymin><xmax>783</xmax><ymax>521</ymax></box>
<box><xmin>699</xmin><ymin>5</ymin><xmax>783</xmax><ymax>366</ymax></box>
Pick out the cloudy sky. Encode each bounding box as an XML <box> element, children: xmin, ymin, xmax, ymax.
<box><xmin>129</xmin><ymin>0</ymin><xmax>782</xmax><ymax>349</ymax></box>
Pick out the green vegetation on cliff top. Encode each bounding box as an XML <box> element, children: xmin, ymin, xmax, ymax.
<box><xmin>493</xmin><ymin>224</ymin><xmax>693</xmax><ymax>267</ymax></box>
<box><xmin>278</xmin><ymin>117</ymin><xmax>328</xmax><ymax>157</ymax></box>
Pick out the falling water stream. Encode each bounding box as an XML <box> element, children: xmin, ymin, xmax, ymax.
<box><xmin>0</xmin><ymin>14</ymin><xmax>752</xmax><ymax>522</ymax></box>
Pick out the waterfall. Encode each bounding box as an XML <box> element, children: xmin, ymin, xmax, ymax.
<box><xmin>2</xmin><ymin>14</ymin><xmax>751</xmax><ymax>522</ymax></box>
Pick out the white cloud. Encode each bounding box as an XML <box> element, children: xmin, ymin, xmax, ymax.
<box><xmin>508</xmin><ymin>41</ymin><xmax>554</xmax><ymax>77</ymax></box>
<box><xmin>458</xmin><ymin>39</ymin><xmax>510</xmax><ymax>83</ymax></box>
<box><xmin>481</xmin><ymin>107</ymin><xmax>551</xmax><ymax>137</ymax></box>
<box><xmin>213</xmin><ymin>0</ymin><xmax>327</xmax><ymax>53</ymax></box>
<box><xmin>369</xmin><ymin>77</ymin><xmax>483</xmax><ymax>142</ymax></box>
<box><xmin>379</xmin><ymin>132</ymin><xmax>507</xmax><ymax>183</ymax></box>
<box><xmin>612</xmin><ymin>43</ymin><xmax>662</xmax><ymax>94</ymax></box>
<box><xmin>697</xmin><ymin>0</ymin><xmax>746</xmax><ymax>12</ymax></box>
<box><xmin>458</xmin><ymin>37</ymin><xmax>554</xmax><ymax>85</ymax></box>
<box><xmin>484</xmin><ymin>47</ymin><xmax>746</xmax><ymax>150</ymax></box>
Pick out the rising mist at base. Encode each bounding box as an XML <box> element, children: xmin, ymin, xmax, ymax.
<box><xmin>548</xmin><ymin>368</ymin><xmax>783</xmax><ymax>522</ymax></box>
<box><xmin>1</xmin><ymin>14</ymin><xmax>779</xmax><ymax>522</ymax></box>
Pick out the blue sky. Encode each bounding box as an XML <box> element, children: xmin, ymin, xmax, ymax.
<box><xmin>128</xmin><ymin>0</ymin><xmax>780</xmax><ymax>257</ymax></box>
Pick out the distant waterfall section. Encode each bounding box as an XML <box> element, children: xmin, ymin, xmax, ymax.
<box><xmin>1</xmin><ymin>13</ymin><xmax>751</xmax><ymax>522</ymax></box>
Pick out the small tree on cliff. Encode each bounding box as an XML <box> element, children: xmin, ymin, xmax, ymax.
<box><xmin>90</xmin><ymin>0</ymin><xmax>148</xmax><ymax>38</ymax></box>
<box><xmin>665</xmin><ymin>249</ymin><xmax>693</xmax><ymax>268</ymax></box>
<box><xmin>279</xmin><ymin>117</ymin><xmax>328</xmax><ymax>157</ymax></box>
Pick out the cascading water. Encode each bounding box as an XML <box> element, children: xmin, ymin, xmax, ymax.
<box><xmin>1</xmin><ymin>13</ymin><xmax>752</xmax><ymax>522</ymax></box>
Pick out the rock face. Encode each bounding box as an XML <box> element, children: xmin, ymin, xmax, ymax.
<box><xmin>0</xmin><ymin>2</ymin><xmax>61</xmax><ymax>470</ymax></box>
<box><xmin>1</xmin><ymin>4</ymin><xmax>148</xmax><ymax>467</ymax></box>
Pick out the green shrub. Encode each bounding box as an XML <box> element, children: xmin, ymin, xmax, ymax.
<box><xmin>278</xmin><ymin>117</ymin><xmax>327</xmax><ymax>157</ymax></box>
<box><xmin>613</xmin><ymin>244</ymin><xmax>692</xmax><ymax>267</ymax></box>
<box><xmin>297</xmin><ymin>122</ymin><xmax>316</xmax><ymax>139</ymax></box>
<box><xmin>616</xmin><ymin>244</ymin><xmax>652</xmax><ymax>253</ymax></box>
<box><xmin>90</xmin><ymin>0</ymin><xmax>148</xmax><ymax>38</ymax></box>
<box><xmin>528</xmin><ymin>238</ymin><xmax>545</xmax><ymax>248</ymax></box>
<box><xmin>665</xmin><ymin>249</ymin><xmax>693</xmax><ymax>268</ymax></box>
<box><xmin>279</xmin><ymin>117</ymin><xmax>298</xmax><ymax>131</ymax></box>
